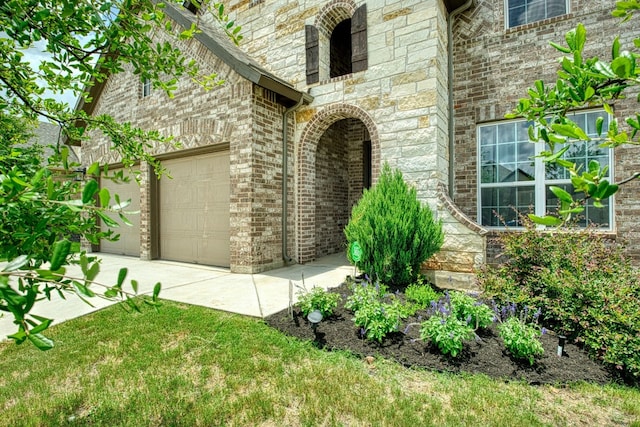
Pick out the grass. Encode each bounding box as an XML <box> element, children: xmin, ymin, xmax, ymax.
<box><xmin>0</xmin><ymin>301</ymin><xmax>639</xmax><ymax>426</ymax></box>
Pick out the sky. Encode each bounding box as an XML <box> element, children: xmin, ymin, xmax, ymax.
<box><xmin>1</xmin><ymin>31</ymin><xmax>84</xmax><ymax>111</ymax></box>
<box><xmin>22</xmin><ymin>40</ymin><xmax>82</xmax><ymax>109</ymax></box>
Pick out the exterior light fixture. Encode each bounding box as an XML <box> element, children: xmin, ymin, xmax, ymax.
<box><xmin>73</xmin><ymin>167</ymin><xmax>86</xmax><ymax>182</ymax></box>
<box><xmin>557</xmin><ymin>335</ymin><xmax>566</xmax><ymax>357</ymax></box>
<box><xmin>307</xmin><ymin>309</ymin><xmax>323</xmax><ymax>336</ymax></box>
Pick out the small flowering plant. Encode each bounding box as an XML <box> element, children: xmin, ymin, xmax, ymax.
<box><xmin>347</xmin><ymin>276</ymin><xmax>406</xmax><ymax>343</ymax></box>
<box><xmin>404</xmin><ymin>278</ymin><xmax>441</xmax><ymax>315</ymax></box>
<box><xmin>353</xmin><ymin>298</ymin><xmax>404</xmax><ymax>343</ymax></box>
<box><xmin>345</xmin><ymin>277</ymin><xmax>388</xmax><ymax>313</ymax></box>
<box><xmin>449</xmin><ymin>291</ymin><xmax>495</xmax><ymax>330</ymax></box>
<box><xmin>296</xmin><ymin>286</ymin><xmax>341</xmax><ymax>318</ymax></box>
<box><xmin>495</xmin><ymin>303</ymin><xmax>545</xmax><ymax>365</ymax></box>
<box><xmin>419</xmin><ymin>293</ymin><xmax>474</xmax><ymax>357</ymax></box>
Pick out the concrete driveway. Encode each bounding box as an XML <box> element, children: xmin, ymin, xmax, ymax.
<box><xmin>0</xmin><ymin>252</ymin><xmax>353</xmax><ymax>340</ymax></box>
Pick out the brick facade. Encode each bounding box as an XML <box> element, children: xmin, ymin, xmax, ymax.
<box><xmin>451</xmin><ymin>0</ymin><xmax>640</xmax><ymax>263</ymax></box>
<box><xmin>81</xmin><ymin>0</ymin><xmax>540</xmax><ymax>284</ymax></box>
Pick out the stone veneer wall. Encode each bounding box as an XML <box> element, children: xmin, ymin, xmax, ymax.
<box><xmin>224</xmin><ymin>0</ymin><xmax>488</xmax><ymax>279</ymax></box>
<box><xmin>452</xmin><ymin>0</ymin><xmax>640</xmax><ymax>263</ymax></box>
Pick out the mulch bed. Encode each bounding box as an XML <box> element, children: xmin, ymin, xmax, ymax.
<box><xmin>265</xmin><ymin>283</ymin><xmax>622</xmax><ymax>386</ymax></box>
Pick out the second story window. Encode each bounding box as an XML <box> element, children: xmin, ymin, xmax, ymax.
<box><xmin>506</xmin><ymin>0</ymin><xmax>567</xmax><ymax>28</ymax></box>
<box><xmin>142</xmin><ymin>78</ymin><xmax>151</xmax><ymax>98</ymax></box>
<box><xmin>330</xmin><ymin>19</ymin><xmax>352</xmax><ymax>78</ymax></box>
<box><xmin>306</xmin><ymin>4</ymin><xmax>368</xmax><ymax>84</ymax></box>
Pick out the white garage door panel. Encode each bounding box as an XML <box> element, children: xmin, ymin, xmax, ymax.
<box><xmin>100</xmin><ymin>170</ymin><xmax>141</xmax><ymax>256</ymax></box>
<box><xmin>160</xmin><ymin>152</ymin><xmax>230</xmax><ymax>267</ymax></box>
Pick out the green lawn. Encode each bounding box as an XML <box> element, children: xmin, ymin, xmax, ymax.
<box><xmin>1</xmin><ymin>301</ymin><xmax>638</xmax><ymax>427</ymax></box>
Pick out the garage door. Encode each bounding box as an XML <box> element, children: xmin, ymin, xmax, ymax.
<box><xmin>159</xmin><ymin>151</ymin><xmax>230</xmax><ymax>267</ymax></box>
<box><xmin>100</xmin><ymin>169</ymin><xmax>141</xmax><ymax>256</ymax></box>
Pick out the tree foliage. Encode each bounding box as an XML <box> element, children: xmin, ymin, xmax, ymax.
<box><xmin>344</xmin><ymin>163</ymin><xmax>444</xmax><ymax>287</ymax></box>
<box><xmin>507</xmin><ymin>1</ymin><xmax>640</xmax><ymax>225</ymax></box>
<box><xmin>0</xmin><ymin>0</ymin><xmax>241</xmax><ymax>347</ymax></box>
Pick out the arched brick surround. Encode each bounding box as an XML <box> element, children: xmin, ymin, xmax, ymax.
<box><xmin>296</xmin><ymin>103</ymin><xmax>380</xmax><ymax>263</ymax></box>
<box><xmin>315</xmin><ymin>0</ymin><xmax>357</xmax><ymax>37</ymax></box>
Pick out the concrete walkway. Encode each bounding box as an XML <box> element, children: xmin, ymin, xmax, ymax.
<box><xmin>0</xmin><ymin>252</ymin><xmax>354</xmax><ymax>340</ymax></box>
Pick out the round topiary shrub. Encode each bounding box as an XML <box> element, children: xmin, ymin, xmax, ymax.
<box><xmin>344</xmin><ymin>163</ymin><xmax>444</xmax><ymax>287</ymax></box>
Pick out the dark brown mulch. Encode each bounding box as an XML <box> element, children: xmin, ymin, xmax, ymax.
<box><xmin>265</xmin><ymin>283</ymin><xmax>621</xmax><ymax>386</ymax></box>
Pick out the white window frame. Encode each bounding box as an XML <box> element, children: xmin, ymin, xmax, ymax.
<box><xmin>505</xmin><ymin>0</ymin><xmax>570</xmax><ymax>29</ymax></box>
<box><xmin>477</xmin><ymin>110</ymin><xmax>614</xmax><ymax>230</ymax></box>
<box><xmin>141</xmin><ymin>78</ymin><xmax>151</xmax><ymax>98</ymax></box>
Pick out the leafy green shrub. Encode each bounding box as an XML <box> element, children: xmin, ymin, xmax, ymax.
<box><xmin>495</xmin><ymin>303</ymin><xmax>544</xmax><ymax>365</ymax></box>
<box><xmin>479</xmin><ymin>222</ymin><xmax>640</xmax><ymax>380</ymax></box>
<box><xmin>498</xmin><ymin>317</ymin><xmax>544</xmax><ymax>365</ymax></box>
<box><xmin>353</xmin><ymin>299</ymin><xmax>405</xmax><ymax>343</ymax></box>
<box><xmin>346</xmin><ymin>279</ymin><xmax>407</xmax><ymax>342</ymax></box>
<box><xmin>296</xmin><ymin>287</ymin><xmax>341</xmax><ymax>318</ymax></box>
<box><xmin>345</xmin><ymin>280</ymin><xmax>388</xmax><ymax>313</ymax></box>
<box><xmin>344</xmin><ymin>163</ymin><xmax>444</xmax><ymax>287</ymax></box>
<box><xmin>448</xmin><ymin>291</ymin><xmax>495</xmax><ymax>330</ymax></box>
<box><xmin>419</xmin><ymin>292</ymin><xmax>474</xmax><ymax>357</ymax></box>
<box><xmin>405</xmin><ymin>279</ymin><xmax>441</xmax><ymax>309</ymax></box>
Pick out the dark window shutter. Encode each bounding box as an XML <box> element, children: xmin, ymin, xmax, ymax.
<box><xmin>305</xmin><ymin>25</ymin><xmax>319</xmax><ymax>84</ymax></box>
<box><xmin>351</xmin><ymin>4</ymin><xmax>367</xmax><ymax>73</ymax></box>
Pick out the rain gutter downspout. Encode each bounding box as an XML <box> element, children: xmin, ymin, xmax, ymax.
<box><xmin>447</xmin><ymin>0</ymin><xmax>473</xmax><ymax>197</ymax></box>
<box><xmin>282</xmin><ymin>96</ymin><xmax>306</xmax><ymax>264</ymax></box>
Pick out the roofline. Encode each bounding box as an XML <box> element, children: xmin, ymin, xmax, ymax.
<box><xmin>75</xmin><ymin>4</ymin><xmax>312</xmax><ymax>119</ymax></box>
<box><xmin>164</xmin><ymin>5</ymin><xmax>312</xmax><ymax>107</ymax></box>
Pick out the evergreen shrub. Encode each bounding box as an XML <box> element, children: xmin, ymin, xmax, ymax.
<box><xmin>344</xmin><ymin>163</ymin><xmax>444</xmax><ymax>287</ymax></box>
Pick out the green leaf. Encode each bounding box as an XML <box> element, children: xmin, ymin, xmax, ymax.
<box><xmin>29</xmin><ymin>315</ymin><xmax>53</xmax><ymax>334</ymax></box>
<box><xmin>117</xmin><ymin>268</ymin><xmax>128</xmax><ymax>287</ymax></box>
<box><xmin>551</xmin><ymin>123</ymin><xmax>589</xmax><ymax>140</ymax></box>
<box><xmin>153</xmin><ymin>282</ymin><xmax>161</xmax><ymax>301</ymax></box>
<box><xmin>99</xmin><ymin>187</ymin><xmax>111</xmax><ymax>207</ymax></box>
<box><xmin>131</xmin><ymin>279</ymin><xmax>139</xmax><ymax>294</ymax></box>
<box><xmin>2</xmin><ymin>255</ymin><xmax>29</xmax><ymax>272</ymax></box>
<box><xmin>549</xmin><ymin>41</ymin><xmax>571</xmax><ymax>53</ymax></box>
<box><xmin>50</xmin><ymin>239</ymin><xmax>71</xmax><ymax>270</ymax></box>
<box><xmin>611</xmin><ymin>56</ymin><xmax>633</xmax><ymax>78</ymax></box>
<box><xmin>27</xmin><ymin>332</ymin><xmax>54</xmax><ymax>350</ymax></box>
<box><xmin>118</xmin><ymin>211</ymin><xmax>133</xmax><ymax>226</ymax></box>
<box><xmin>87</xmin><ymin>162</ymin><xmax>100</xmax><ymax>176</ymax></box>
<box><xmin>612</xmin><ymin>36</ymin><xmax>621</xmax><ymax>58</ymax></box>
<box><xmin>73</xmin><ymin>281</ymin><xmax>96</xmax><ymax>298</ymax></box>
<box><xmin>550</xmin><ymin>186</ymin><xmax>574</xmax><ymax>203</ymax></box>
<box><xmin>82</xmin><ymin>179</ymin><xmax>99</xmax><ymax>204</ymax></box>
<box><xmin>86</xmin><ymin>262</ymin><xmax>100</xmax><ymax>282</ymax></box>
<box><xmin>528</xmin><ymin>214</ymin><xmax>563</xmax><ymax>226</ymax></box>
<box><xmin>97</xmin><ymin>210</ymin><xmax>119</xmax><ymax>228</ymax></box>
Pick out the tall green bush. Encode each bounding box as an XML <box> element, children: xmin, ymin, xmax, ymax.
<box><xmin>478</xmin><ymin>221</ymin><xmax>640</xmax><ymax>382</ymax></box>
<box><xmin>344</xmin><ymin>163</ymin><xmax>444</xmax><ymax>286</ymax></box>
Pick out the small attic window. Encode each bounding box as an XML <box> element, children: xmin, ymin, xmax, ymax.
<box><xmin>330</xmin><ymin>19</ymin><xmax>352</xmax><ymax>78</ymax></box>
<box><xmin>142</xmin><ymin>78</ymin><xmax>151</xmax><ymax>98</ymax></box>
<box><xmin>183</xmin><ymin>0</ymin><xmax>200</xmax><ymax>14</ymax></box>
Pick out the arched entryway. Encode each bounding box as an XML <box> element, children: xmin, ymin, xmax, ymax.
<box><xmin>297</xmin><ymin>104</ymin><xmax>380</xmax><ymax>263</ymax></box>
